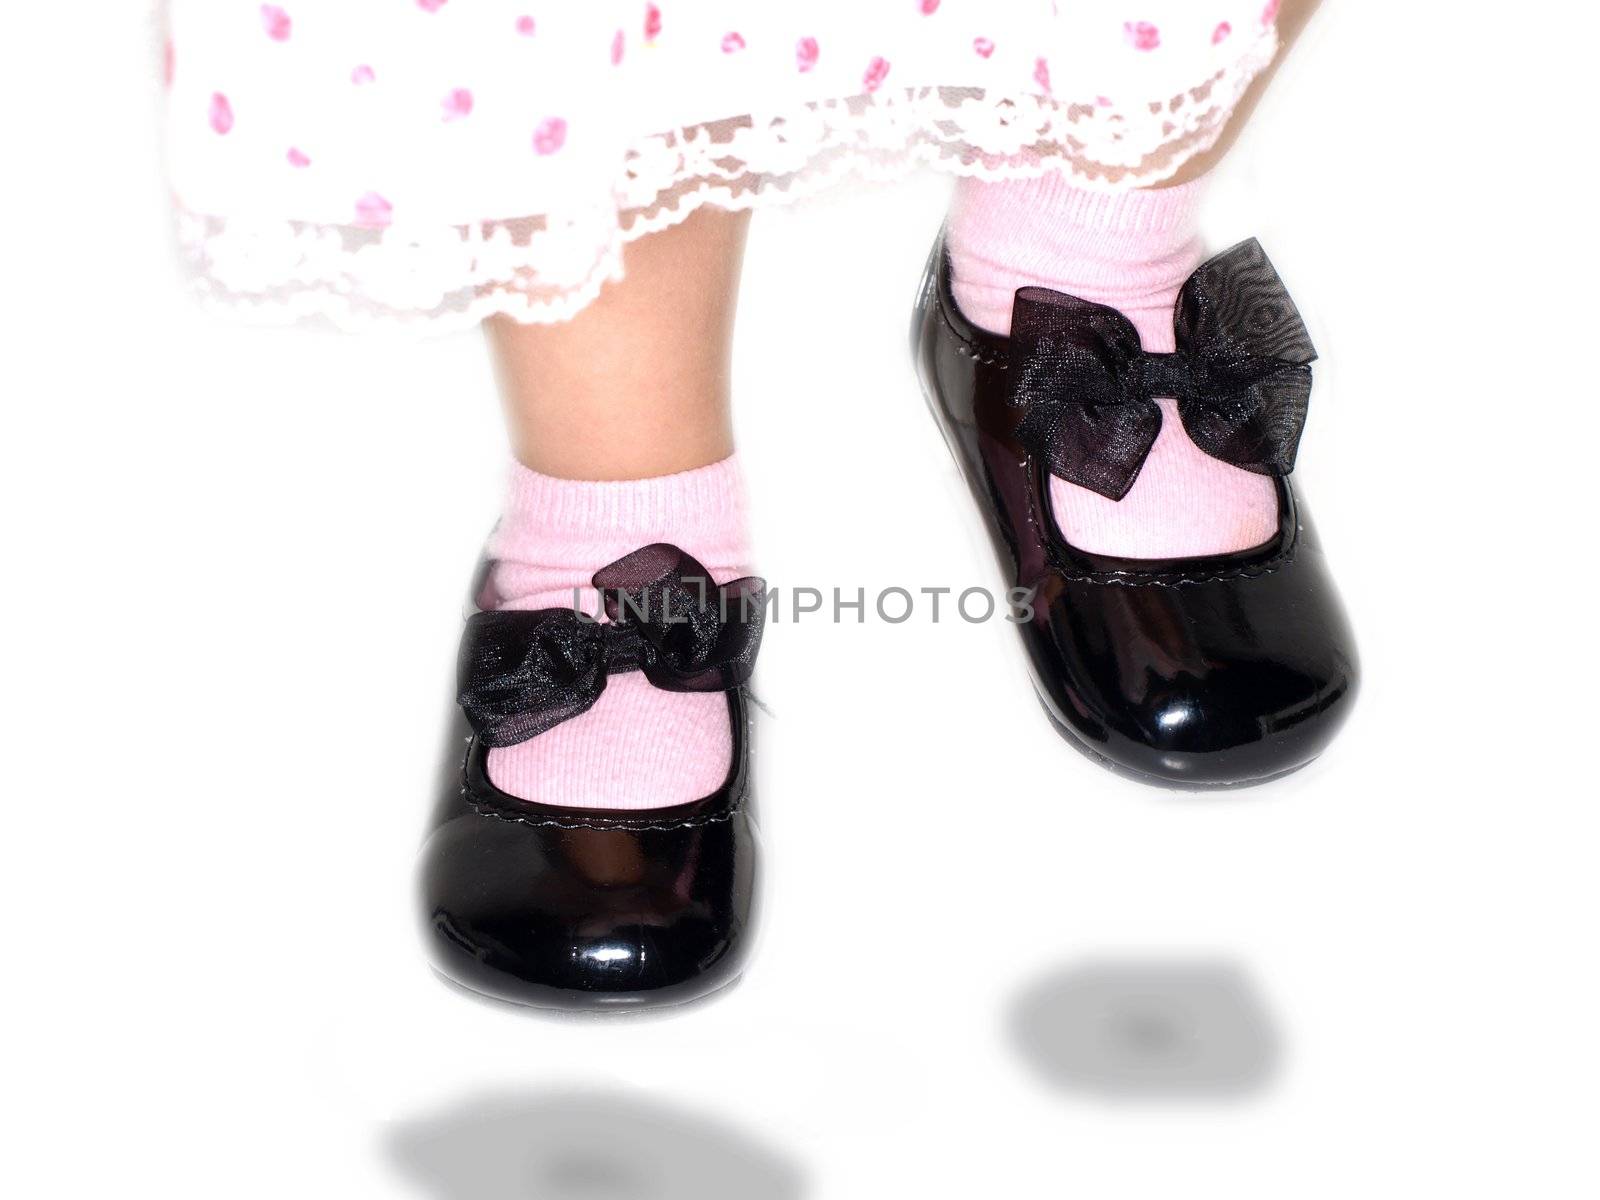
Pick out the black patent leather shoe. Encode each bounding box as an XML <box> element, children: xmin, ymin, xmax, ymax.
<box><xmin>913</xmin><ymin>237</ymin><xmax>1358</xmax><ymax>787</ymax></box>
<box><xmin>419</xmin><ymin>544</ymin><xmax>763</xmax><ymax>1009</ymax></box>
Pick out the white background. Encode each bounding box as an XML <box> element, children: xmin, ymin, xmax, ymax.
<box><xmin>5</xmin><ymin>4</ymin><xmax>1599</xmax><ymax>1197</ymax></box>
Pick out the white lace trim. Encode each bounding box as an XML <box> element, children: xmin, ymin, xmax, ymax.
<box><xmin>177</xmin><ymin>30</ymin><xmax>1276</xmax><ymax>332</ymax></box>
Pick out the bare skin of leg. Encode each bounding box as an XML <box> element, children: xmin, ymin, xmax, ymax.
<box><xmin>1163</xmin><ymin>0</ymin><xmax>1324</xmax><ymax>186</ymax></box>
<box><xmin>487</xmin><ymin>207</ymin><xmax>751</xmax><ymax>481</ymax></box>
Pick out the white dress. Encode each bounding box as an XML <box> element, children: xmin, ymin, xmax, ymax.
<box><xmin>164</xmin><ymin>0</ymin><xmax>1284</xmax><ymax>328</ymax></box>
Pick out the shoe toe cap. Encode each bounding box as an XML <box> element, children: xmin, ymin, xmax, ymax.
<box><xmin>1039</xmin><ymin>562</ymin><xmax>1359</xmax><ymax>788</ymax></box>
<box><xmin>426</xmin><ymin>902</ymin><xmax>741</xmax><ymax>1009</ymax></box>
<box><xmin>1105</xmin><ymin>652</ymin><xmax>1358</xmax><ymax>786</ymax></box>
<box><xmin>420</xmin><ymin>809</ymin><xmax>754</xmax><ymax>1010</ymax></box>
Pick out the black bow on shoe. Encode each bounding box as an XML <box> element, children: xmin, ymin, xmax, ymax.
<box><xmin>1008</xmin><ymin>238</ymin><xmax>1317</xmax><ymax>501</ymax></box>
<box><xmin>458</xmin><ymin>543</ymin><xmax>766</xmax><ymax>747</ymax></box>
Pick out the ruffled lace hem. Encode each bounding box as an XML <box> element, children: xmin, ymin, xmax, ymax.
<box><xmin>175</xmin><ymin>29</ymin><xmax>1276</xmax><ymax>332</ymax></box>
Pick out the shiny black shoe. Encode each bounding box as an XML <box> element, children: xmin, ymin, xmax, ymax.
<box><xmin>419</xmin><ymin>544</ymin><xmax>764</xmax><ymax>1010</ymax></box>
<box><xmin>913</xmin><ymin>236</ymin><xmax>1358</xmax><ymax>788</ymax></box>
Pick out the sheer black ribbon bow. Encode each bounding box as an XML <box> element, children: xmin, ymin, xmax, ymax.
<box><xmin>1009</xmin><ymin>238</ymin><xmax>1317</xmax><ymax>501</ymax></box>
<box><xmin>458</xmin><ymin>543</ymin><xmax>766</xmax><ymax>747</ymax></box>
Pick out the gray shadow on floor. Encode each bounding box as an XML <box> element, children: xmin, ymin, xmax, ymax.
<box><xmin>386</xmin><ymin>1088</ymin><xmax>808</xmax><ymax>1200</ymax></box>
<box><xmin>1008</xmin><ymin>958</ymin><xmax>1282</xmax><ymax>1100</ymax></box>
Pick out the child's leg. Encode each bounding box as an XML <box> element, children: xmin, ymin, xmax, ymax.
<box><xmin>946</xmin><ymin>0</ymin><xmax>1322</xmax><ymax>560</ymax></box>
<box><xmin>482</xmin><ymin>209</ymin><xmax>753</xmax><ymax>810</ymax></box>
<box><xmin>490</xmin><ymin>208</ymin><xmax>748</xmax><ymax>481</ymax></box>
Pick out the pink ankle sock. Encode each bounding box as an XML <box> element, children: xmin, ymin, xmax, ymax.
<box><xmin>484</xmin><ymin>456</ymin><xmax>752</xmax><ymax>810</ymax></box>
<box><xmin>947</xmin><ymin>174</ymin><xmax>1278</xmax><ymax>559</ymax></box>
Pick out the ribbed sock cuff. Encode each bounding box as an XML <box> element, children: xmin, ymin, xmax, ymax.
<box><xmin>497</xmin><ymin>455</ymin><xmax>748</xmax><ymax>544</ymax></box>
<box><xmin>948</xmin><ymin>173</ymin><xmax>1207</xmax><ymax>283</ymax></box>
<box><xmin>946</xmin><ymin>173</ymin><xmax>1211</xmax><ymax>341</ymax></box>
<box><xmin>488</xmin><ymin>455</ymin><xmax>752</xmax><ymax>610</ymax></box>
<box><xmin>1028</xmin><ymin>174</ymin><xmax>1207</xmax><ymax>238</ymax></box>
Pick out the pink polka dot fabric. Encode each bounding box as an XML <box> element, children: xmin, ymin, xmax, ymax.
<box><xmin>164</xmin><ymin>0</ymin><xmax>1281</xmax><ymax>327</ymax></box>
